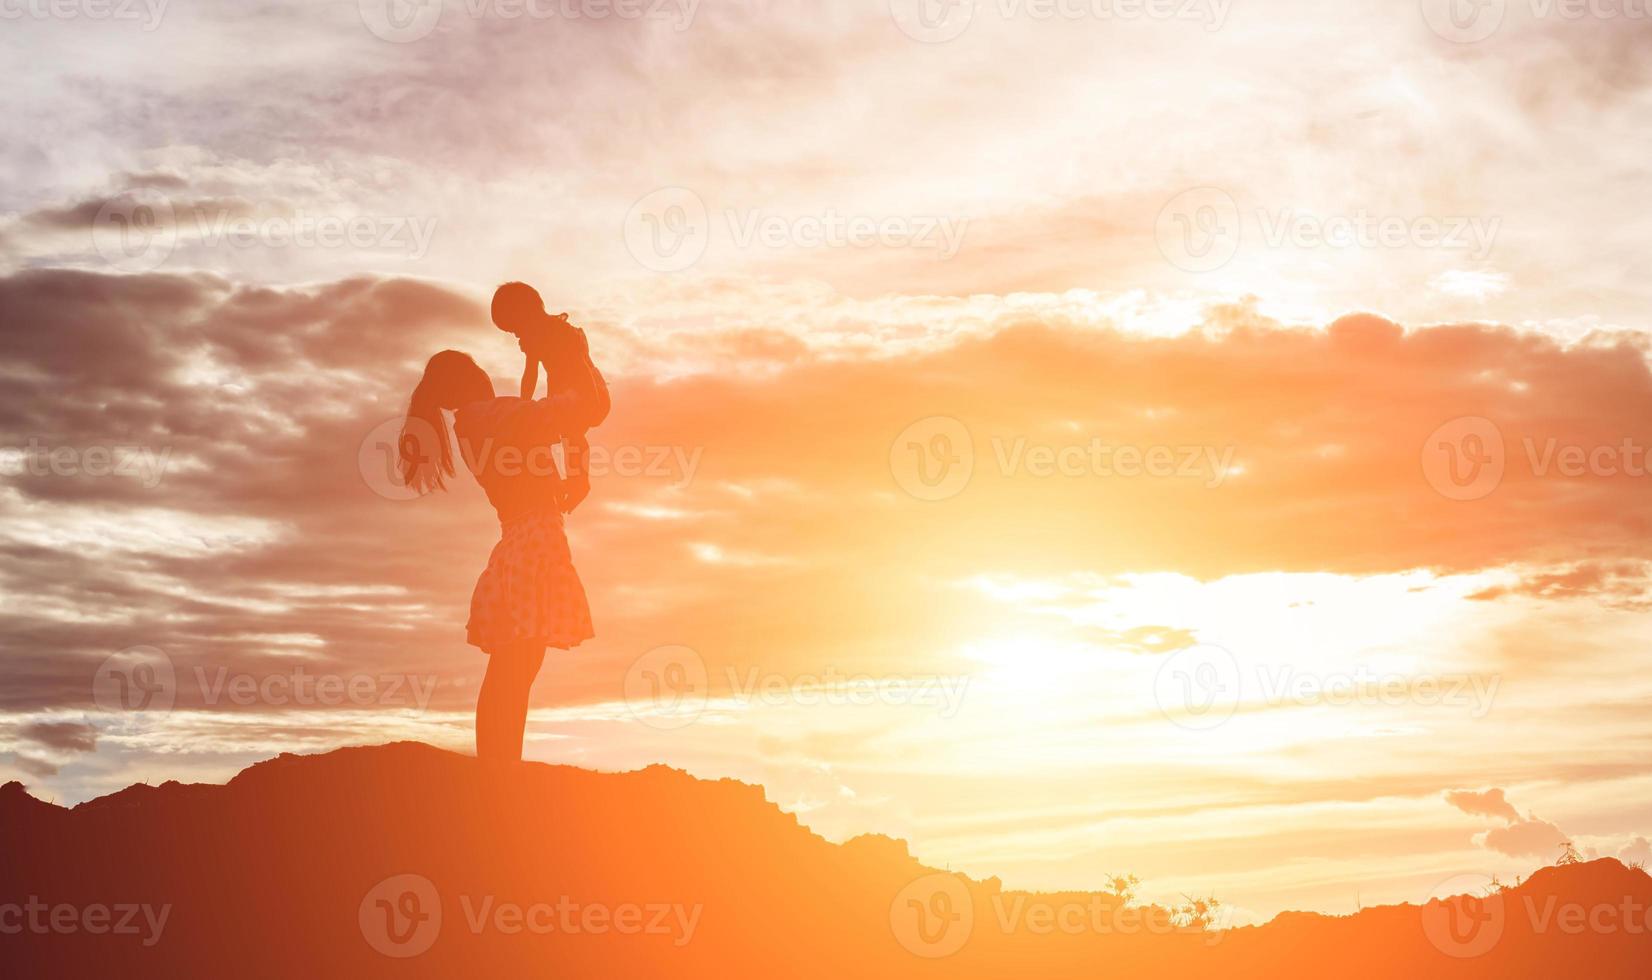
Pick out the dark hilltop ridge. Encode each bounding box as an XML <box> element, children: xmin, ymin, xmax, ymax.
<box><xmin>2</xmin><ymin>742</ymin><xmax>1648</xmax><ymax>978</ymax></box>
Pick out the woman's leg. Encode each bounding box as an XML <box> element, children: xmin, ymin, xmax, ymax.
<box><xmin>476</xmin><ymin>642</ymin><xmax>547</xmax><ymax>763</ymax></box>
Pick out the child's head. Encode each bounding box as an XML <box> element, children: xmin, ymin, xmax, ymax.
<box><xmin>491</xmin><ymin>281</ymin><xmax>544</xmax><ymax>335</ymax></box>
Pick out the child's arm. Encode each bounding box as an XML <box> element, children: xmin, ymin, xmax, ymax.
<box><xmin>519</xmin><ymin>351</ymin><xmax>540</xmax><ymax>400</ymax></box>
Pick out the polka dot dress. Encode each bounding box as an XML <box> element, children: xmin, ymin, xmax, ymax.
<box><xmin>467</xmin><ymin>509</ymin><xmax>594</xmax><ymax>652</ymax></box>
<box><xmin>454</xmin><ymin>396</ymin><xmax>595</xmax><ymax>654</ymax></box>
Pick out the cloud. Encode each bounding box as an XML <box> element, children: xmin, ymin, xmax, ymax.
<box><xmin>9</xmin><ymin>271</ymin><xmax>1652</xmax><ymax>730</ymax></box>
<box><xmin>20</xmin><ymin>721</ymin><xmax>97</xmax><ymax>754</ymax></box>
<box><xmin>6</xmin><ymin>754</ymin><xmax>59</xmax><ymax>778</ymax></box>
<box><xmin>1468</xmin><ymin>561</ymin><xmax>1652</xmax><ymax>609</ymax></box>
<box><xmin>1479</xmin><ymin>817</ymin><xmax>1570</xmax><ymax>859</ymax></box>
<box><xmin>1617</xmin><ymin>836</ymin><xmax>1652</xmax><ymax>867</ymax></box>
<box><xmin>1447</xmin><ymin>786</ymin><xmax>1582</xmax><ymax>861</ymax></box>
<box><xmin>1445</xmin><ymin>787</ymin><xmax>1521</xmax><ymax>823</ymax></box>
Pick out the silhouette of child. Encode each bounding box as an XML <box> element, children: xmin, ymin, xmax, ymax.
<box><xmin>490</xmin><ymin>282</ymin><xmax>608</xmax><ymax>513</ymax></box>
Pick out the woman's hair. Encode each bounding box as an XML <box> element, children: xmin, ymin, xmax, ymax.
<box><xmin>400</xmin><ymin>350</ymin><xmax>491</xmax><ymax>494</ymax></box>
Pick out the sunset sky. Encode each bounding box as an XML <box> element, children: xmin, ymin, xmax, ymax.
<box><xmin>4</xmin><ymin>0</ymin><xmax>1652</xmax><ymax>925</ymax></box>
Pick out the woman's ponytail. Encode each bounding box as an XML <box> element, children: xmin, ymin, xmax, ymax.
<box><xmin>399</xmin><ymin>350</ymin><xmax>488</xmax><ymax>494</ymax></box>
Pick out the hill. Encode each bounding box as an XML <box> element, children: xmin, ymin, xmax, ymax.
<box><xmin>2</xmin><ymin>742</ymin><xmax>1648</xmax><ymax>977</ymax></box>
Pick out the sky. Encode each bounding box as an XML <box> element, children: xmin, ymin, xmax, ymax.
<box><xmin>3</xmin><ymin>0</ymin><xmax>1652</xmax><ymax>924</ymax></box>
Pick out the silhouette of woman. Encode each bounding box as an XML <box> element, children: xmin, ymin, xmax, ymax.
<box><xmin>398</xmin><ymin>346</ymin><xmax>608</xmax><ymax>763</ymax></box>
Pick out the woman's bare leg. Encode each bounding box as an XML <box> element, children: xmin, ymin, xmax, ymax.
<box><xmin>477</xmin><ymin>642</ymin><xmax>547</xmax><ymax>763</ymax></box>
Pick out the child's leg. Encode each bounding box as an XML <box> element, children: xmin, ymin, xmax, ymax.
<box><xmin>560</xmin><ymin>431</ymin><xmax>591</xmax><ymax>512</ymax></box>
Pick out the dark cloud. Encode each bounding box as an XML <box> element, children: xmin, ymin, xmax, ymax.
<box><xmin>6</xmin><ymin>270</ymin><xmax>1652</xmax><ymax>726</ymax></box>
<box><xmin>20</xmin><ymin>720</ymin><xmax>97</xmax><ymax>753</ymax></box>
<box><xmin>7</xmin><ymin>754</ymin><xmax>58</xmax><ymax>778</ymax></box>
